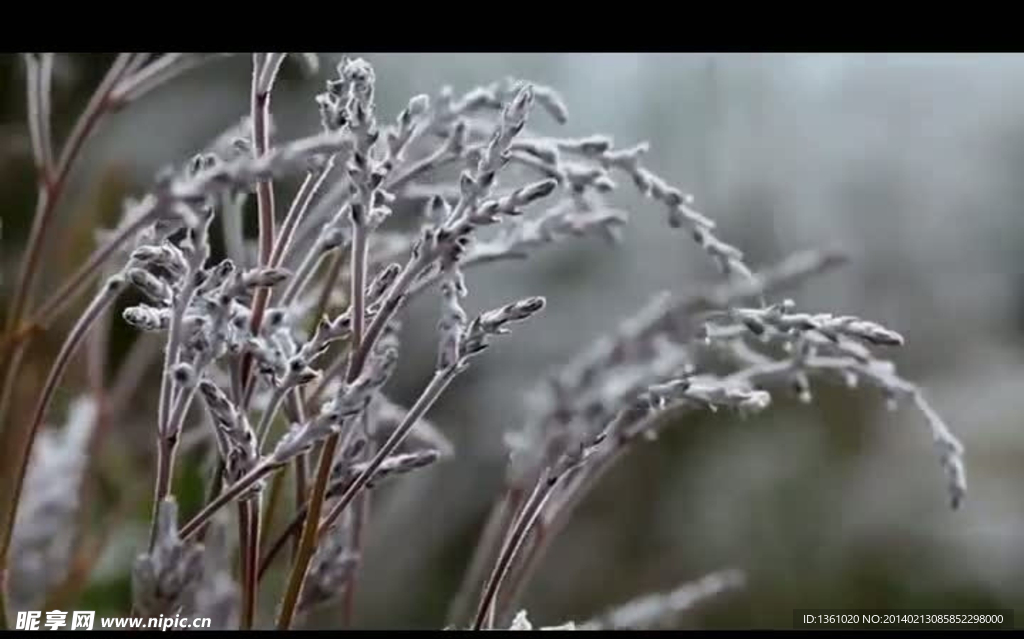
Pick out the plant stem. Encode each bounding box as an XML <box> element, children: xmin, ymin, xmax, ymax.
<box><xmin>259</xmin><ymin>508</ymin><xmax>304</xmax><ymax>581</ymax></box>
<box><xmin>251</xmin><ymin>53</ymin><xmax>279</xmax><ymax>274</ymax></box>
<box><xmin>5</xmin><ymin>53</ymin><xmax>131</xmax><ymax>338</ymax></box>
<box><xmin>291</xmin><ymin>391</ymin><xmax>309</xmax><ymax>560</ymax></box>
<box><xmin>111</xmin><ymin>54</ymin><xmax>231</xmax><ymax>108</ymax></box>
<box><xmin>240</xmin><ymin>493</ymin><xmax>262</xmax><ymax>629</ymax></box>
<box><xmin>191</xmin><ymin>461</ymin><xmax>225</xmax><ymax>547</ymax></box>
<box><xmin>147</xmin><ymin>227</ymin><xmax>206</xmax><ymax>548</ymax></box>
<box><xmin>271</xmin><ymin>164</ymin><xmax>336</xmax><ymax>269</ymax></box>
<box><xmin>237</xmin><ymin>500</ymin><xmax>251</xmax><ymax>628</ymax></box>
<box><xmin>445</xmin><ymin>487</ymin><xmax>525</xmax><ymax>627</ymax></box>
<box><xmin>0</xmin><ymin>60</ymin><xmax>134</xmax><ymax>560</ymax></box>
<box><xmin>242</xmin><ymin>53</ymin><xmax>285</xmax><ymax>406</ymax></box>
<box><xmin>23</xmin><ymin>53</ymin><xmax>55</xmax><ymax>180</ymax></box>
<box><xmin>339</xmin><ymin>492</ymin><xmax>368</xmax><ymax>627</ymax></box>
<box><xmin>471</xmin><ymin>472</ymin><xmax>561</xmax><ymax>630</ymax></box>
<box><xmin>259</xmin><ymin>390</ymin><xmax>305</xmax><ymax>560</ymax></box>
<box><xmin>292</xmin><ymin>453</ymin><xmax>309</xmax><ymax>559</ymax></box>
<box><xmin>339</xmin><ymin>411</ymin><xmax>373</xmax><ymax>627</ymax></box>
<box><xmin>317</xmin><ymin>368</ymin><xmax>456</xmax><ymax>537</ymax></box>
<box><xmin>179</xmin><ymin>462</ymin><xmax>275</xmax><ymax>542</ymax></box>
<box><xmin>256</xmin><ymin>386</ymin><xmax>287</xmax><ymax>449</ymax></box>
<box><xmin>148</xmin><ymin>383</ymin><xmax>199</xmax><ymax>549</ymax></box>
<box><xmin>278</xmin><ymin>240</ymin><xmax>331</xmax><ymax>310</ymax></box>
<box><xmin>249</xmin><ymin>494</ymin><xmax>262</xmax><ymax>627</ymax></box>
<box><xmin>29</xmin><ymin>207</ymin><xmax>158</xmax><ymax>327</ymax></box>
<box><xmin>275</xmin><ymin>431</ymin><xmax>339</xmax><ymax>628</ymax></box>
<box><xmin>312</xmin><ymin>250</ymin><xmax>346</xmax><ymax>323</ymax></box>
<box><xmin>345</xmin><ymin>252</ymin><xmax>430</xmax><ymax>379</ymax></box>
<box><xmin>275</xmin><ymin>195</ymin><xmax>384</xmax><ymax>628</ymax></box>
<box><xmin>347</xmin><ymin>224</ymin><xmax>368</xmax><ymax>355</ymax></box>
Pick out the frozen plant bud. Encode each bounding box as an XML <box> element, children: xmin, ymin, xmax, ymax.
<box><xmin>320</xmin><ymin>225</ymin><xmax>348</xmax><ymax>251</ymax></box>
<box><xmin>460</xmin><ymin>296</ymin><xmax>546</xmax><ymax>360</ymax></box>
<box><xmin>529</xmin><ymin>83</ymin><xmax>569</xmax><ymax>124</ymax></box>
<box><xmin>130</xmin><ymin>243</ymin><xmax>188</xmax><ymax>279</ymax></box>
<box><xmin>317</xmin><ymin>92</ymin><xmax>345</xmax><ymax>131</ymax></box>
<box><xmin>738</xmin><ymin>390</ymin><xmax>772</xmax><ymax>415</ymax></box>
<box><xmin>367</xmin><ymin>263</ymin><xmax>401</xmax><ymax>301</ymax></box>
<box><xmin>333</xmin><ymin>449</ymin><xmax>443</xmax><ymax>492</ymax></box>
<box><xmin>408</xmin><ymin>93</ymin><xmax>429</xmax><ymax>116</ymax></box>
<box><xmin>579</xmin><ymin>135</ymin><xmax>613</xmax><ymax>155</ymax></box>
<box><xmin>198</xmin><ymin>259</ymin><xmax>236</xmax><ymax>295</ymax></box>
<box><xmin>123</xmin><ymin>305</ymin><xmax>171</xmax><ymax>331</ymax></box>
<box><xmin>841</xmin><ymin>319</ymin><xmax>905</xmax><ymax>347</ymax></box>
<box><xmin>517</xmin><ymin>178</ymin><xmax>558</xmax><ymax>203</ymax></box>
<box><xmin>283</xmin><ymin>357</ymin><xmax>320</xmax><ymax>388</ymax></box>
<box><xmin>199</xmin><ymin>380</ymin><xmax>260</xmax><ymax>490</ymax></box>
<box><xmin>506</xmin><ymin>84</ymin><xmax>533</xmax><ymax>128</ymax></box>
<box><xmin>437</xmin><ymin>275</ymin><xmax>468</xmax><ymax>371</ymax></box>
<box><xmin>425</xmin><ymin>195</ymin><xmax>451</xmax><ymax>227</ymax></box>
<box><xmin>188</xmin><ymin>152</ymin><xmax>216</xmax><ymax>177</ymax></box>
<box><xmin>126</xmin><ymin>268</ymin><xmax>173</xmax><ymax>305</ymax></box>
<box><xmin>172</xmin><ymin>363</ymin><xmax>196</xmax><ymax>388</ymax></box>
<box><xmin>445</xmin><ymin>120</ymin><xmax>468</xmax><ymax>155</ymax></box>
<box><xmin>340</xmin><ymin>57</ymin><xmax>375</xmax><ymax>96</ymax></box>
<box><xmin>132</xmin><ymin>498</ymin><xmax>204</xmax><ymax>618</ymax></box>
<box><xmin>480</xmin><ymin>296</ymin><xmax>546</xmax><ymax>328</ymax></box>
<box><xmin>103</xmin><ymin>273</ymin><xmax>128</xmax><ymax>294</ymax></box>
<box><xmin>511</xmin><ymin>139</ymin><xmax>560</xmax><ymax>165</ymax></box>
<box><xmin>265</xmin><ymin>308</ymin><xmax>287</xmax><ymax>330</ymax></box>
<box><xmin>230</xmin><ymin>303</ymin><xmax>251</xmax><ymax>330</ymax></box>
<box><xmin>241</xmin><ymin>267</ymin><xmax>291</xmax><ymax>288</ymax></box>
<box><xmin>843</xmin><ymin>371</ymin><xmax>859</xmax><ymax>389</ymax></box>
<box><xmin>232</xmin><ymin>137</ymin><xmax>251</xmax><ymax>155</ymax></box>
<box><xmin>9</xmin><ymin>395</ymin><xmax>96</xmax><ymax>612</ymax></box>
<box><xmin>460</xmin><ymin>171</ymin><xmax>476</xmax><ymax>198</ymax></box>
<box><xmin>792</xmin><ymin>372</ymin><xmax>812</xmax><ymax>404</ymax></box>
<box><xmin>299</xmin><ymin>530</ymin><xmax>359</xmax><ymax>612</ymax></box>
<box><xmin>199</xmin><ymin>380</ymin><xmax>238</xmax><ymax>430</ymax></box>
<box><xmin>372</xmin><ymin>188</ymin><xmax>395</xmax><ymax>208</ymax></box>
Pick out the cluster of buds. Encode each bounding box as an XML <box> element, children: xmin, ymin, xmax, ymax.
<box><xmin>131</xmin><ymin>499</ymin><xmax>204</xmax><ymax>618</ymax></box>
<box><xmin>198</xmin><ymin>381</ymin><xmax>261</xmax><ymax>498</ymax></box>
<box><xmin>270</xmin><ymin>343</ymin><xmax>399</xmax><ymax>465</ymax></box>
<box><xmin>716</xmin><ymin>298</ymin><xmax>905</xmax><ymax>348</ymax></box>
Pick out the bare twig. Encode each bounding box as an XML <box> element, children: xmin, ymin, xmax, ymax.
<box><xmin>23</xmin><ymin>53</ymin><xmax>55</xmax><ymax>181</ymax></box>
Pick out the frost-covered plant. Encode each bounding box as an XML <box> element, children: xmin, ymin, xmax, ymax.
<box><xmin>7</xmin><ymin>396</ymin><xmax>96</xmax><ymax>613</ymax></box>
<box><xmin>0</xmin><ymin>52</ymin><xmax>966</xmax><ymax>631</ymax></box>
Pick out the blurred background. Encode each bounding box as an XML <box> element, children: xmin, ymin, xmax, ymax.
<box><xmin>1</xmin><ymin>52</ymin><xmax>1023</xmax><ymax>629</ymax></box>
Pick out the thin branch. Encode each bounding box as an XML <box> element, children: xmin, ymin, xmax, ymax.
<box><xmin>239</xmin><ymin>495</ymin><xmax>262</xmax><ymax>629</ymax></box>
<box><xmin>237</xmin><ymin>501</ymin><xmax>251</xmax><ymax>629</ymax></box>
<box><xmin>23</xmin><ymin>53</ymin><xmax>55</xmax><ymax>181</ymax></box>
<box><xmin>275</xmin><ymin>431</ymin><xmax>341</xmax><ymax>629</ymax></box>
<box><xmin>317</xmin><ymin>369</ymin><xmax>458</xmax><ymax>539</ymax></box>
<box><xmin>27</xmin><ymin>206</ymin><xmax>160</xmax><ymax>329</ymax></box>
<box><xmin>276</xmin><ymin>366</ymin><xmax>455</xmax><ymax>627</ymax></box>
<box><xmin>1</xmin><ymin>54</ymin><xmax>132</xmax><ymax>455</ymax></box>
<box><xmin>472</xmin><ymin>471</ymin><xmax>562</xmax><ymax>630</ymax></box>
<box><xmin>243</xmin><ymin>52</ymin><xmax>288</xmax><ymax>407</ymax></box>
<box><xmin>179</xmin><ymin>462</ymin><xmax>276</xmax><ymax>542</ymax></box>
<box><xmin>271</xmin><ymin>163</ymin><xmax>336</xmax><ymax>269</ymax></box>
<box><xmin>445</xmin><ymin>488</ymin><xmax>525</xmax><ymax>626</ymax></box>
<box><xmin>111</xmin><ymin>54</ymin><xmax>233</xmax><ymax>107</ymax></box>
<box><xmin>256</xmin><ymin>387</ymin><xmax>288</xmax><ymax>449</ymax></box>
<box><xmin>276</xmin><ymin>190</ymin><xmax>373</xmax><ymax>629</ymax></box>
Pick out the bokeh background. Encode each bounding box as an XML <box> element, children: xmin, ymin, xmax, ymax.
<box><xmin>1</xmin><ymin>52</ymin><xmax>1023</xmax><ymax>629</ymax></box>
